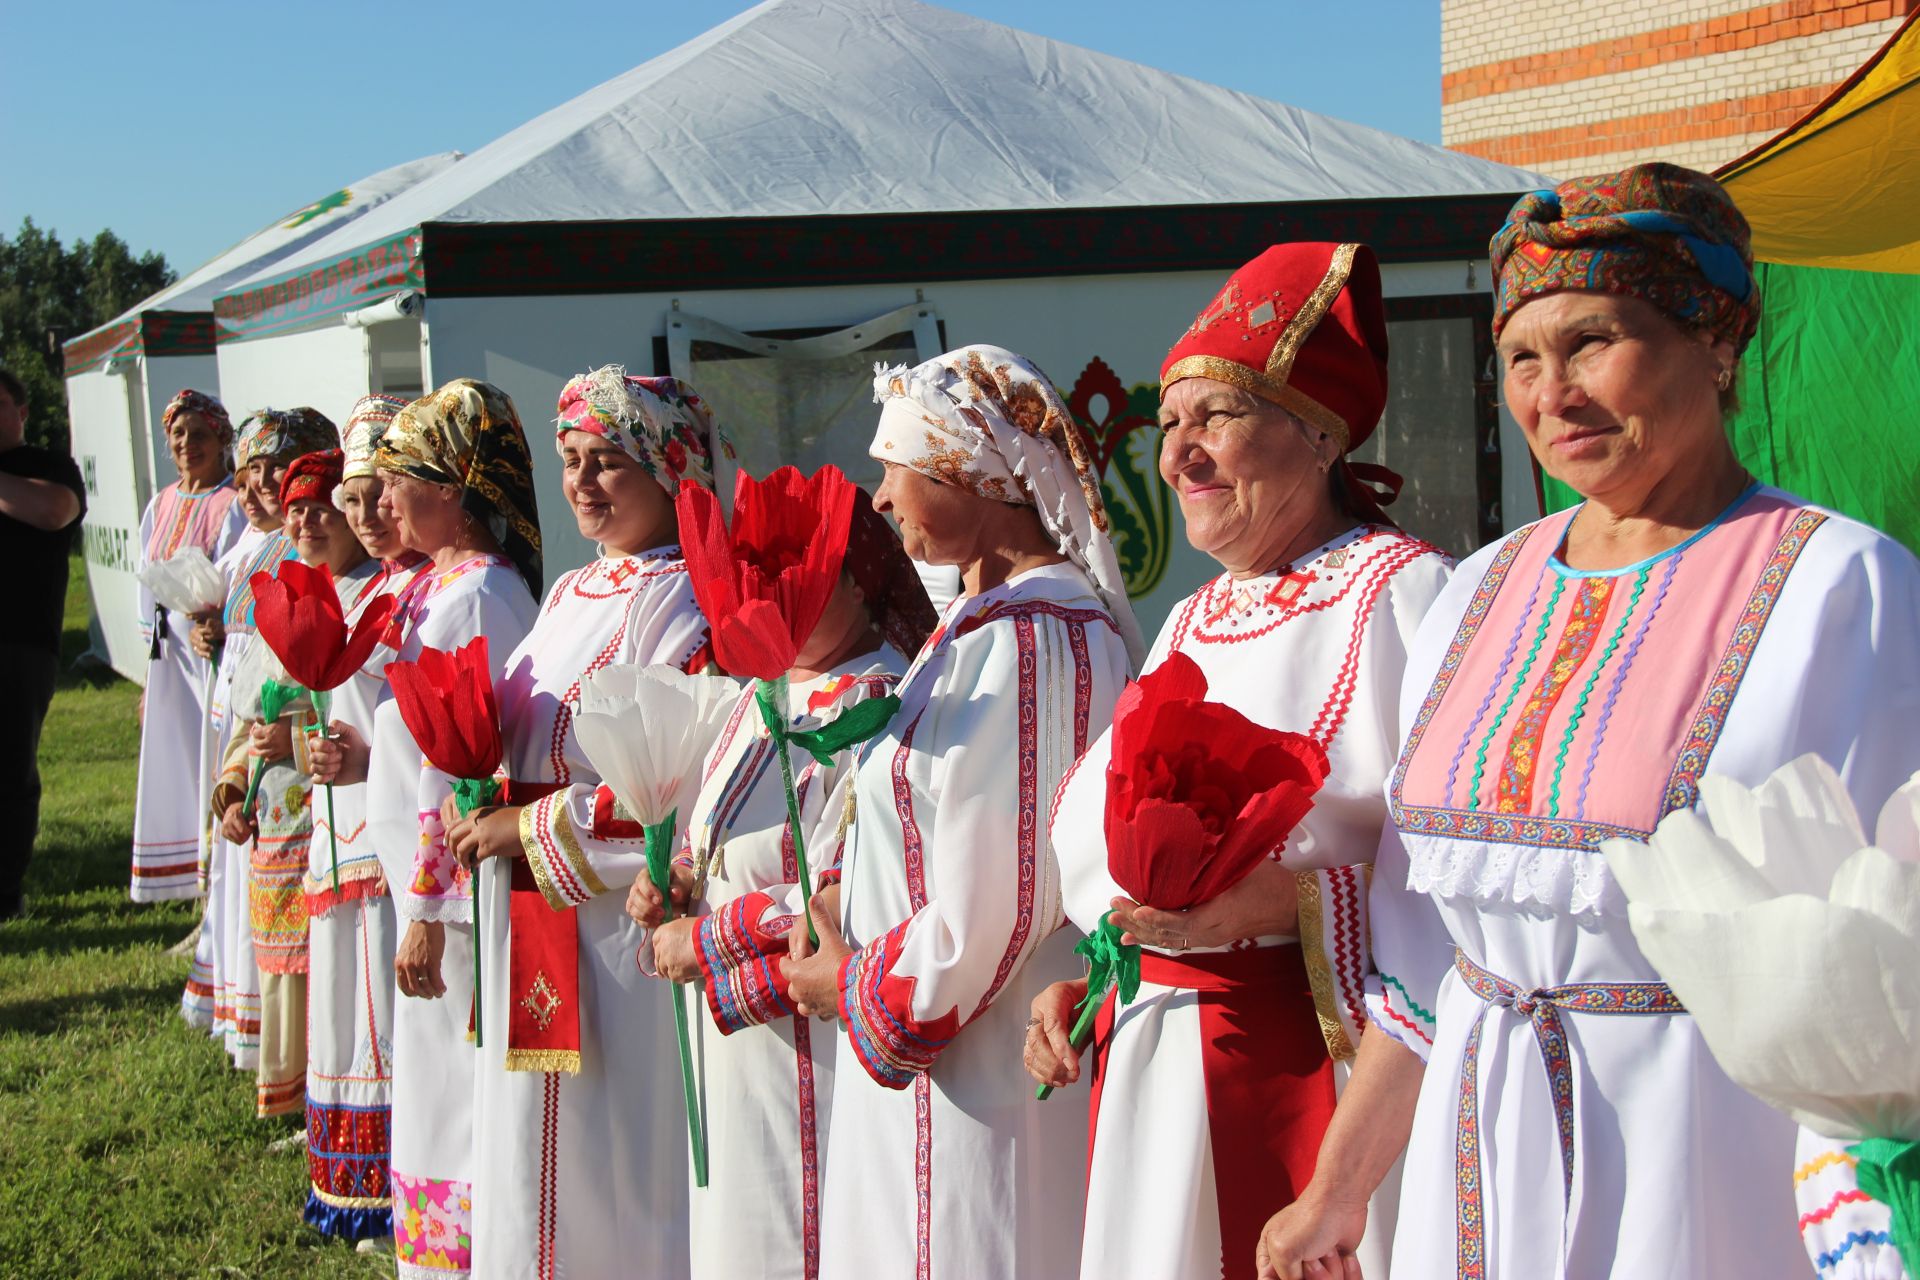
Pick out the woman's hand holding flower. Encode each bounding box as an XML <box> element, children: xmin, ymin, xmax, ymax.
<box><xmin>1110</xmin><ymin>858</ymin><xmax>1300</xmax><ymax>951</ymax></box>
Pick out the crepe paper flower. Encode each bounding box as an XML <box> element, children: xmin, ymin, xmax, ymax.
<box><xmin>677</xmin><ymin>465</ymin><xmax>858</xmax><ymax>682</ymax></box>
<box><xmin>1601</xmin><ymin>754</ymin><xmax>1920</xmax><ymax>1271</ymax></box>
<box><xmin>386</xmin><ymin>636</ymin><xmax>508</xmax><ymax>1047</ymax></box>
<box><xmin>249</xmin><ymin>560</ymin><xmax>398</xmax><ymax>891</ymax></box>
<box><xmin>572</xmin><ymin>662</ymin><xmax>741</xmax><ymax>1188</ymax></box>
<box><xmin>139</xmin><ymin>546</ymin><xmax>230</xmax><ymax>664</ymax></box>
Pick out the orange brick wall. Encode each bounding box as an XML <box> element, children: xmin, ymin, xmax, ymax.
<box><xmin>1441</xmin><ymin>0</ymin><xmax>1913</xmax><ymax>178</ymax></box>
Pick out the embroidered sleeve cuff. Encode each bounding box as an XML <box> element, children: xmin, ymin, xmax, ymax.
<box><xmin>693</xmin><ymin>893</ymin><xmax>785</xmax><ymax>974</ymax></box>
<box><xmin>697</xmin><ymin>919</ymin><xmax>796</xmax><ymax>1036</ymax></box>
<box><xmin>1363</xmin><ymin>972</ymin><xmax>1436</xmax><ymax>1061</ymax></box>
<box><xmin>837</xmin><ymin>922</ymin><xmax>959</xmax><ymax>1090</ymax></box>
<box><xmin>517</xmin><ymin>790</ymin><xmax>609</xmax><ymax>911</ymax></box>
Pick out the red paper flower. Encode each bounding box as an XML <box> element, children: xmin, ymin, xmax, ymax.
<box><xmin>250</xmin><ymin>560</ymin><xmax>398</xmax><ymax>692</ymax></box>
<box><xmin>384</xmin><ymin>636</ymin><xmax>505</xmax><ymax>782</ymax></box>
<box><xmin>677</xmin><ymin>465</ymin><xmax>858</xmax><ymax>681</ymax></box>
<box><xmin>1104</xmin><ymin>652</ymin><xmax>1330</xmax><ymax>911</ymax></box>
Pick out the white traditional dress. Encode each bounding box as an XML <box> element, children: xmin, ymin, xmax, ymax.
<box><xmin>466</xmin><ymin>547</ymin><xmax>715</xmax><ymax>1280</ymax></box>
<box><xmin>133</xmin><ymin>477</ymin><xmax>244</xmax><ymax>914</ymax></box>
<box><xmin>1373</xmin><ymin>486</ymin><xmax>1920</xmax><ymax>1279</ymax></box>
<box><xmin>822</xmin><ymin>563</ymin><xmax>1132</xmax><ymax>1279</ymax></box>
<box><xmin>206</xmin><ymin>524</ymin><xmax>296</xmax><ymax>1069</ymax></box>
<box><xmin>682</xmin><ymin>653</ymin><xmax>908</xmax><ymax>1280</ymax></box>
<box><xmin>367</xmin><ymin>553</ymin><xmax>538</xmax><ymax>1280</ymax></box>
<box><xmin>303</xmin><ymin>552</ymin><xmax>429</xmax><ymax>1241</ymax></box>
<box><xmin>1051</xmin><ymin>524</ymin><xmax>1450</xmax><ymax>1280</ymax></box>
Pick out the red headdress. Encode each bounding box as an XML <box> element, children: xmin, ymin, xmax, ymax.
<box><xmin>279</xmin><ymin>448</ymin><xmax>345</xmax><ymax>509</ymax></box>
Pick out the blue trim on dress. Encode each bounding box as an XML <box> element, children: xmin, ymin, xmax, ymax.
<box><xmin>1548</xmin><ymin>480</ymin><xmax>1759</xmax><ymax>579</ymax></box>
<box><xmin>302</xmin><ymin>1192</ymin><xmax>393</xmax><ymax>1242</ymax></box>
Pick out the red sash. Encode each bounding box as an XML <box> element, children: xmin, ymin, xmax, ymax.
<box><xmin>1088</xmin><ymin>945</ymin><xmax>1337</xmax><ymax>1279</ymax></box>
<box><xmin>500</xmin><ymin>780</ymin><xmax>581</xmax><ymax>1075</ymax></box>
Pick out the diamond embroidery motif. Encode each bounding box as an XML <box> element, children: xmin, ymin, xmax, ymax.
<box><xmin>522</xmin><ymin>972</ymin><xmax>562</xmax><ymax>1031</ymax></box>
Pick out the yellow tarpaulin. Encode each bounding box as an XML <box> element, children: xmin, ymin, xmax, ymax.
<box><xmin>1718</xmin><ymin>11</ymin><xmax>1920</xmax><ymax>273</ymax></box>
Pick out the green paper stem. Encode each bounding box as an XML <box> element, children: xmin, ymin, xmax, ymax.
<box><xmin>1849</xmin><ymin>1137</ymin><xmax>1920</xmax><ymax>1274</ymax></box>
<box><xmin>452</xmin><ymin>778</ymin><xmax>500</xmax><ymax>1049</ymax></box>
<box><xmin>785</xmin><ymin>694</ymin><xmax>902</xmax><ymax>765</ymax></box>
<box><xmin>648</xmin><ymin>812</ymin><xmax>708</xmax><ymax>1188</ymax></box>
<box><xmin>1036</xmin><ymin>920</ymin><xmax>1140</xmax><ymax>1101</ymax></box>
<box><xmin>756</xmin><ymin>677</ymin><xmax>816</xmax><ymax>948</ymax></box>
<box><xmin>310</xmin><ymin>689</ymin><xmax>338</xmax><ymax>895</ymax></box>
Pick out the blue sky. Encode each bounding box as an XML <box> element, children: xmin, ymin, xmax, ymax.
<box><xmin>0</xmin><ymin>0</ymin><xmax>1442</xmax><ymax>275</ymax></box>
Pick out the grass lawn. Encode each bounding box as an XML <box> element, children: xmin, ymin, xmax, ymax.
<box><xmin>0</xmin><ymin>558</ymin><xmax>390</xmax><ymax>1279</ymax></box>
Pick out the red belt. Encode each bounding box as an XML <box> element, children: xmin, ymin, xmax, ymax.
<box><xmin>500</xmin><ymin>779</ymin><xmax>581</xmax><ymax>1074</ymax></box>
<box><xmin>1089</xmin><ymin>943</ymin><xmax>1337</xmax><ymax>1277</ymax></box>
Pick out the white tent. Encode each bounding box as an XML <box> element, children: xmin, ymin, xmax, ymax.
<box><xmin>68</xmin><ymin>152</ymin><xmax>460</xmax><ymax>679</ymax></box>
<box><xmin>213</xmin><ymin>0</ymin><xmax>1549</xmax><ymax>631</ymax></box>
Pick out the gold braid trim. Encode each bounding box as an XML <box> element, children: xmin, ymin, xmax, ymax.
<box><xmin>517</xmin><ymin>800</ymin><xmax>577</xmax><ymax>911</ymax></box>
<box><xmin>1295</xmin><ymin>869</ymin><xmax>1357</xmax><ymax>1063</ymax></box>
<box><xmin>1267</xmin><ymin>244</ymin><xmax>1358</xmax><ymax>388</ymax></box>
<box><xmin>504</xmin><ymin>1047</ymin><xmax>582</xmax><ymax>1075</ymax></box>
<box><xmin>309</xmin><ymin>1186</ymin><xmax>393</xmax><ymax>1210</ymax></box>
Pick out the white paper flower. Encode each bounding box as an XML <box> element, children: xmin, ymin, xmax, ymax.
<box><xmin>572</xmin><ymin>664</ymin><xmax>742</xmax><ymax>826</ymax></box>
<box><xmin>1600</xmin><ymin>754</ymin><xmax>1920</xmax><ymax>1142</ymax></box>
<box><xmin>138</xmin><ymin>546</ymin><xmax>228</xmax><ymax>617</ymax></box>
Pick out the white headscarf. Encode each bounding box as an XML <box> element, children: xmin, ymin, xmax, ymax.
<box><xmin>870</xmin><ymin>344</ymin><xmax>1145</xmax><ymax>666</ymax></box>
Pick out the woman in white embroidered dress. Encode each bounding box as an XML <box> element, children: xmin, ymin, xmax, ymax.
<box><xmin>637</xmin><ymin>491</ymin><xmax>935</xmax><ymax>1280</ymax></box>
<box><xmin>133</xmin><ymin>389</ymin><xmax>244</xmax><ymax>918</ymax></box>
<box><xmin>314</xmin><ymin>379</ymin><xmax>542</xmax><ymax>1280</ymax></box>
<box><xmin>781</xmin><ymin>345</ymin><xmax>1143</xmax><ymax>1280</ymax></box>
<box><xmin>441</xmin><ymin>369</ymin><xmax>729</xmax><ymax>1280</ymax></box>
<box><xmin>1254</xmin><ymin>165</ymin><xmax>1920</xmax><ymax>1280</ymax></box>
<box><xmin>1028</xmin><ymin>243</ymin><xmax>1451</xmax><ymax>1280</ymax></box>
<box><xmin>300</xmin><ymin>396</ymin><xmax>428</xmax><ymax>1247</ymax></box>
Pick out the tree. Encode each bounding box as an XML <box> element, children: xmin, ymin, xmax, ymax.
<box><xmin>0</xmin><ymin>219</ymin><xmax>174</xmax><ymax>454</ymax></box>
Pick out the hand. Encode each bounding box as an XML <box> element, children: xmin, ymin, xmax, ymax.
<box><xmin>189</xmin><ymin>615</ymin><xmax>225</xmax><ymax>658</ymax></box>
<box><xmin>1110</xmin><ymin>859</ymin><xmax>1300</xmax><ymax>952</ymax></box>
<box><xmin>219</xmin><ymin>801</ymin><xmax>255</xmax><ymax>844</ymax></box>
<box><xmin>787</xmin><ymin>896</ymin><xmax>854</xmax><ymax>1020</ymax></box>
<box><xmin>789</xmin><ymin>883</ymin><xmax>842</xmax><ymax>961</ymax></box>
<box><xmin>652</xmin><ymin>917</ymin><xmax>702</xmax><ymax>984</ymax></box>
<box><xmin>448</xmin><ymin>805</ymin><xmax>523</xmax><ymax>871</ymax></box>
<box><xmin>1023</xmin><ymin>978</ymin><xmax>1088</xmax><ymax>1090</ymax></box>
<box><xmin>247</xmin><ymin>718</ymin><xmax>293</xmax><ymax>762</ymax></box>
<box><xmin>440</xmin><ymin>792</ymin><xmax>463</xmax><ymax>831</ymax></box>
<box><xmin>625</xmin><ymin>862</ymin><xmax>697</xmax><ymax>929</ymax></box>
<box><xmin>305</xmin><ymin>720</ymin><xmax>369</xmax><ymax>786</ymax></box>
<box><xmin>1255</xmin><ymin>1185</ymin><xmax>1369</xmax><ymax>1280</ymax></box>
<box><xmin>395</xmin><ymin>920</ymin><xmax>447</xmax><ymax>999</ymax></box>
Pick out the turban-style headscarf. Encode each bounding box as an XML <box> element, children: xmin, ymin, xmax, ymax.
<box><xmin>847</xmin><ymin>485</ymin><xmax>938</xmax><ymax>659</ymax></box>
<box><xmin>376</xmin><ymin>378</ymin><xmax>544</xmax><ymax>596</ymax></box>
<box><xmin>339</xmin><ymin>393</ymin><xmax>410</xmax><ymax>485</ymax></box>
<box><xmin>161</xmin><ymin>389</ymin><xmax>234</xmax><ymax>466</ymax></box>
<box><xmin>554</xmin><ymin>366</ymin><xmax>733</xmax><ymax>501</ymax></box>
<box><xmin>235</xmin><ymin>407</ymin><xmax>339</xmax><ymax>470</ymax></box>
<box><xmin>280</xmin><ymin>449</ymin><xmax>345</xmax><ymax>509</ymax></box>
<box><xmin>1490</xmin><ymin>162</ymin><xmax>1759</xmax><ymax>354</ymax></box>
<box><xmin>870</xmin><ymin>345</ymin><xmax>1146</xmax><ymax>666</ymax></box>
<box><xmin>1159</xmin><ymin>242</ymin><xmax>1402</xmax><ymax>525</ymax></box>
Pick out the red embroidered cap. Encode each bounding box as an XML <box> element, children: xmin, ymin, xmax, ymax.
<box><xmin>279</xmin><ymin>448</ymin><xmax>345</xmax><ymax>509</ymax></box>
<box><xmin>1160</xmin><ymin>242</ymin><xmax>1389</xmax><ymax>453</ymax></box>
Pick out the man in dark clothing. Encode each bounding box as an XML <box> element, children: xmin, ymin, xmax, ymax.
<box><xmin>0</xmin><ymin>368</ymin><xmax>86</xmax><ymax>920</ymax></box>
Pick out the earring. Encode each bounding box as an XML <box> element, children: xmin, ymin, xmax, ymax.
<box><xmin>1715</xmin><ymin>366</ymin><xmax>1734</xmax><ymax>392</ymax></box>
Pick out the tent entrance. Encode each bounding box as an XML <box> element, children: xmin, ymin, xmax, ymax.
<box><xmin>665</xmin><ymin>303</ymin><xmax>945</xmax><ymax>487</ymax></box>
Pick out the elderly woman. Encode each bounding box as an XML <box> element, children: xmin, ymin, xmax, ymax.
<box><xmin>436</xmin><ymin>368</ymin><xmax>728</xmax><ymax>1279</ymax></box>
<box><xmin>299</xmin><ymin>396</ymin><xmax>429</xmax><ymax>1246</ymax></box>
<box><xmin>133</xmin><ymin>389</ymin><xmax>246</xmax><ymax>915</ymax></box>
<box><xmin>635</xmin><ymin>489</ymin><xmax>934</xmax><ymax>1280</ymax></box>
<box><xmin>314</xmin><ymin>380</ymin><xmax>541</xmax><ymax>1280</ymax></box>
<box><xmin>1024</xmin><ymin>242</ymin><xmax>1452</xmax><ymax>1280</ymax></box>
<box><xmin>1255</xmin><ymin>164</ymin><xmax>1920</xmax><ymax>1280</ymax></box>
<box><xmin>199</xmin><ymin>408</ymin><xmax>335</xmax><ymax>1079</ymax></box>
<box><xmin>778</xmin><ymin>345</ymin><xmax>1142</xmax><ymax>1278</ymax></box>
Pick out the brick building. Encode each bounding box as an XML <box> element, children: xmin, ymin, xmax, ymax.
<box><xmin>1441</xmin><ymin>0</ymin><xmax>1916</xmax><ymax>178</ymax></box>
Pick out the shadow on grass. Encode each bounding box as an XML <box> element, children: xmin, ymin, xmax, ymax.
<box><xmin>56</xmin><ymin>619</ymin><xmax>127</xmax><ymax>692</ymax></box>
<box><xmin>0</xmin><ymin>907</ymin><xmax>190</xmax><ymax>959</ymax></box>
<box><xmin>0</xmin><ymin>972</ymin><xmax>183</xmax><ymax>1037</ymax></box>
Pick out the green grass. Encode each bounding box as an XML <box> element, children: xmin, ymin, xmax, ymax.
<box><xmin>0</xmin><ymin>558</ymin><xmax>391</xmax><ymax>1279</ymax></box>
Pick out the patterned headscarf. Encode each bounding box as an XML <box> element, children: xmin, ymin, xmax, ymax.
<box><xmin>1491</xmin><ymin>162</ymin><xmax>1760</xmax><ymax>353</ymax></box>
<box><xmin>376</xmin><ymin>378</ymin><xmax>544</xmax><ymax>596</ymax></box>
<box><xmin>847</xmin><ymin>486</ymin><xmax>938</xmax><ymax>659</ymax></box>
<box><xmin>280</xmin><ymin>449</ymin><xmax>345</xmax><ymax>509</ymax></box>
<box><xmin>339</xmin><ymin>394</ymin><xmax>410</xmax><ymax>485</ymax></box>
<box><xmin>161</xmin><ymin>389</ymin><xmax>234</xmax><ymax>466</ymax></box>
<box><xmin>554</xmin><ymin>366</ymin><xmax>733</xmax><ymax>500</ymax></box>
<box><xmin>870</xmin><ymin>345</ymin><xmax>1145</xmax><ymax>666</ymax></box>
<box><xmin>235</xmin><ymin>407</ymin><xmax>339</xmax><ymax>469</ymax></box>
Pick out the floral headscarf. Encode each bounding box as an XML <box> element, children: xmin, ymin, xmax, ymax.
<box><xmin>161</xmin><ymin>389</ymin><xmax>234</xmax><ymax>467</ymax></box>
<box><xmin>280</xmin><ymin>449</ymin><xmax>345</xmax><ymax>509</ymax></box>
<box><xmin>847</xmin><ymin>485</ymin><xmax>938</xmax><ymax>659</ymax></box>
<box><xmin>339</xmin><ymin>393</ymin><xmax>411</xmax><ymax>485</ymax></box>
<box><xmin>554</xmin><ymin>366</ymin><xmax>733</xmax><ymax>501</ymax></box>
<box><xmin>376</xmin><ymin>378</ymin><xmax>544</xmax><ymax>596</ymax></box>
<box><xmin>235</xmin><ymin>407</ymin><xmax>339</xmax><ymax>469</ymax></box>
<box><xmin>1491</xmin><ymin>162</ymin><xmax>1760</xmax><ymax>354</ymax></box>
<box><xmin>870</xmin><ymin>344</ymin><xmax>1145</xmax><ymax>665</ymax></box>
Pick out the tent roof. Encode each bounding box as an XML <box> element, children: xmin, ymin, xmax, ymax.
<box><xmin>1718</xmin><ymin>10</ymin><xmax>1920</xmax><ymax>273</ymax></box>
<box><xmin>221</xmin><ymin>0</ymin><xmax>1544</xmax><ymax>304</ymax></box>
